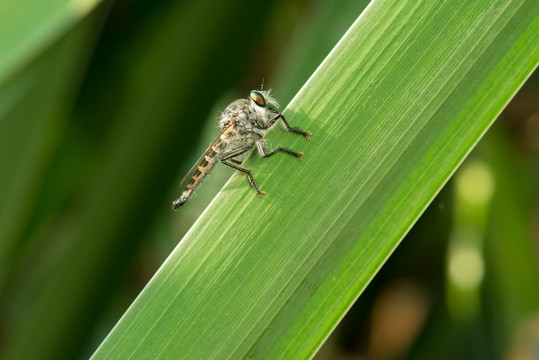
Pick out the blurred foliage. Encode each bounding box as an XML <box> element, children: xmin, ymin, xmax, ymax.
<box><xmin>0</xmin><ymin>0</ymin><xmax>537</xmax><ymax>359</ymax></box>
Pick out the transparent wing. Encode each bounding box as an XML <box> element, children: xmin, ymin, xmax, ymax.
<box><xmin>178</xmin><ymin>125</ymin><xmax>231</xmax><ymax>187</ymax></box>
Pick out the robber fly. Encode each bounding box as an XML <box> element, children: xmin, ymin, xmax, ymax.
<box><xmin>172</xmin><ymin>88</ymin><xmax>312</xmax><ymax>209</ymax></box>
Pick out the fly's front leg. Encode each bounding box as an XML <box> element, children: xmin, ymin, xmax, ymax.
<box><xmin>222</xmin><ymin>145</ymin><xmax>266</xmax><ymax>197</ymax></box>
<box><xmin>256</xmin><ymin>138</ymin><xmax>304</xmax><ymax>161</ymax></box>
<box><xmin>269</xmin><ymin>112</ymin><xmax>312</xmax><ymax>140</ymax></box>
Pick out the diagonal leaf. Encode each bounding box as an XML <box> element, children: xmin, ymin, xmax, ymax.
<box><xmin>92</xmin><ymin>0</ymin><xmax>539</xmax><ymax>358</ymax></box>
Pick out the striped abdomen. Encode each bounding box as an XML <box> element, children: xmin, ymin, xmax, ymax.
<box><xmin>172</xmin><ymin>142</ymin><xmax>224</xmax><ymax>209</ymax></box>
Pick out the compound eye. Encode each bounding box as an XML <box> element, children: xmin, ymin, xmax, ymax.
<box><xmin>250</xmin><ymin>91</ymin><xmax>266</xmax><ymax>107</ymax></box>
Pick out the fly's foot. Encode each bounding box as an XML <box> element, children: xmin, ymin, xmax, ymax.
<box><xmin>304</xmin><ymin>131</ymin><xmax>313</xmax><ymax>140</ymax></box>
<box><xmin>297</xmin><ymin>152</ymin><xmax>305</xmax><ymax>161</ymax></box>
<box><xmin>257</xmin><ymin>191</ymin><xmax>267</xmax><ymax>198</ymax></box>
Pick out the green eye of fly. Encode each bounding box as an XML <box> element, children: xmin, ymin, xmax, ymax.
<box><xmin>250</xmin><ymin>91</ymin><xmax>266</xmax><ymax>107</ymax></box>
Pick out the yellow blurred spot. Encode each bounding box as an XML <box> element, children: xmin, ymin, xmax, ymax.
<box><xmin>448</xmin><ymin>237</ymin><xmax>484</xmax><ymax>291</ymax></box>
<box><xmin>455</xmin><ymin>160</ymin><xmax>494</xmax><ymax>206</ymax></box>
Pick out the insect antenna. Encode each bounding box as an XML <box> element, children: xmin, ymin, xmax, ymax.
<box><xmin>178</xmin><ymin>124</ymin><xmax>232</xmax><ymax>187</ymax></box>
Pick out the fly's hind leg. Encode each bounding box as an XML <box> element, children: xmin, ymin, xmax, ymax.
<box><xmin>222</xmin><ymin>145</ymin><xmax>266</xmax><ymax>197</ymax></box>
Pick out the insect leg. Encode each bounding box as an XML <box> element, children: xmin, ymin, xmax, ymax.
<box><xmin>256</xmin><ymin>138</ymin><xmax>304</xmax><ymax>161</ymax></box>
<box><xmin>269</xmin><ymin>112</ymin><xmax>312</xmax><ymax>140</ymax></box>
<box><xmin>222</xmin><ymin>145</ymin><xmax>265</xmax><ymax>197</ymax></box>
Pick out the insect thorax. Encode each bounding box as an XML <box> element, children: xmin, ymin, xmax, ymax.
<box><xmin>219</xmin><ymin>98</ymin><xmax>277</xmax><ymax>138</ymax></box>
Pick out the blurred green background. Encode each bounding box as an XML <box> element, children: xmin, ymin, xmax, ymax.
<box><xmin>0</xmin><ymin>0</ymin><xmax>537</xmax><ymax>359</ymax></box>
